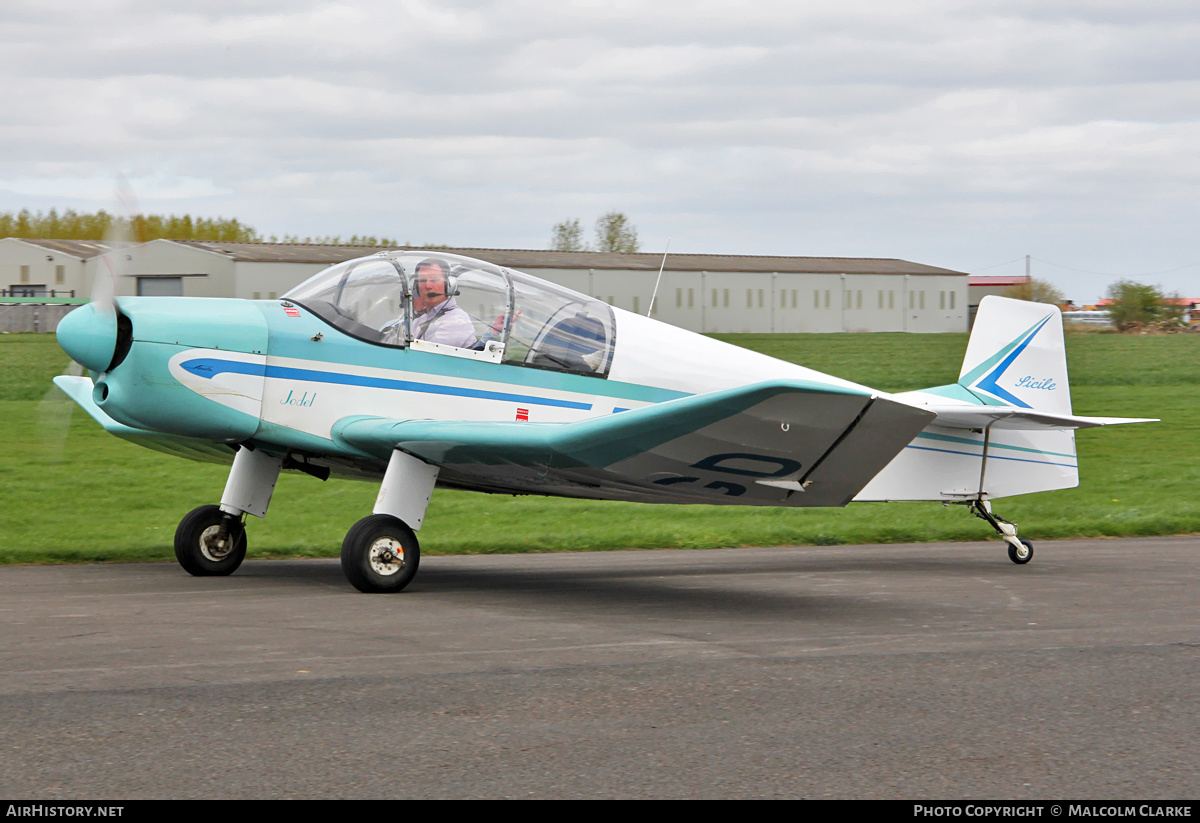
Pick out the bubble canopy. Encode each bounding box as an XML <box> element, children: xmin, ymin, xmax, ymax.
<box><xmin>284</xmin><ymin>251</ymin><xmax>616</xmax><ymax>377</ymax></box>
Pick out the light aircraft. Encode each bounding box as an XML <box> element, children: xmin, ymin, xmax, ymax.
<box><xmin>53</xmin><ymin>250</ymin><xmax>1154</xmax><ymax>592</ymax></box>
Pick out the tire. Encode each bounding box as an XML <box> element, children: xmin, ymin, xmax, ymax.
<box><xmin>341</xmin><ymin>514</ymin><xmax>420</xmax><ymax>593</ymax></box>
<box><xmin>1008</xmin><ymin>538</ymin><xmax>1034</xmax><ymax>565</ymax></box>
<box><xmin>174</xmin><ymin>505</ymin><xmax>247</xmax><ymax>577</ymax></box>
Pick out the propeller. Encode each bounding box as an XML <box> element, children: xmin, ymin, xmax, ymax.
<box><xmin>39</xmin><ymin>176</ymin><xmax>139</xmax><ymax>457</ymax></box>
<box><xmin>56</xmin><ymin>176</ymin><xmax>137</xmax><ymax>373</ymax></box>
<box><xmin>92</xmin><ymin>173</ymin><xmax>139</xmax><ymax>314</ymax></box>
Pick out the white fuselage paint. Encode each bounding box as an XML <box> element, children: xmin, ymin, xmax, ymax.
<box><xmin>173</xmin><ymin>306</ymin><xmax>1078</xmax><ymax>503</ymax></box>
<box><xmin>606</xmin><ymin>308</ymin><xmax>872</xmax><ymax>396</ymax></box>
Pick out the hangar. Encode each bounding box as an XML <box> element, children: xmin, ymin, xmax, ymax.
<box><xmin>0</xmin><ymin>237</ymin><xmax>968</xmax><ymax>334</ymax></box>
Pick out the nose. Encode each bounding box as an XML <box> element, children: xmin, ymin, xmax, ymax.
<box><xmin>57</xmin><ymin>303</ymin><xmax>118</xmax><ymax>373</ymax></box>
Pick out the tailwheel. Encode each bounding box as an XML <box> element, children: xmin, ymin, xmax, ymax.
<box><xmin>341</xmin><ymin>514</ymin><xmax>420</xmax><ymax>593</ymax></box>
<box><xmin>174</xmin><ymin>505</ymin><xmax>247</xmax><ymax>576</ymax></box>
<box><xmin>969</xmin><ymin>499</ymin><xmax>1034</xmax><ymax>566</ymax></box>
<box><xmin>1008</xmin><ymin>538</ymin><xmax>1034</xmax><ymax>565</ymax></box>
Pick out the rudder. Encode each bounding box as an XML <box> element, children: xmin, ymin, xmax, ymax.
<box><xmin>958</xmin><ymin>296</ymin><xmax>1071</xmax><ymax>415</ymax></box>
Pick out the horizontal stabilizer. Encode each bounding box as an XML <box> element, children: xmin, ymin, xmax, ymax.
<box><xmin>335</xmin><ymin>379</ymin><xmax>936</xmax><ymax>507</ymax></box>
<box><xmin>927</xmin><ymin>405</ymin><xmax>1158</xmax><ymax>431</ymax></box>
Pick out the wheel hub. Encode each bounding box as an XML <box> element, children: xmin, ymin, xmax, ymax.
<box><xmin>368</xmin><ymin>537</ymin><xmax>405</xmax><ymax>576</ymax></box>
<box><xmin>199</xmin><ymin>525</ymin><xmax>234</xmax><ymax>562</ymax></box>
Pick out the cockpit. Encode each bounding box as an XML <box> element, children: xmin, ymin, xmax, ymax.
<box><xmin>283</xmin><ymin>251</ymin><xmax>617</xmax><ymax>378</ymax></box>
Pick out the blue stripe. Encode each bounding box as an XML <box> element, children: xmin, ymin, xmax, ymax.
<box><xmin>915</xmin><ymin>431</ymin><xmax>1078</xmax><ymax>460</ymax></box>
<box><xmin>905</xmin><ymin>443</ymin><xmax>1077</xmax><ymax>469</ymax></box>
<box><xmin>180</xmin><ymin>358</ymin><xmax>594</xmax><ymax>411</ymax></box>
<box><xmin>972</xmin><ymin>315</ymin><xmax>1052</xmax><ymax>408</ymax></box>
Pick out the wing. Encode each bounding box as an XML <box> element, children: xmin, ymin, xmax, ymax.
<box><xmin>333</xmin><ymin>380</ymin><xmax>936</xmax><ymax>507</ymax></box>
<box><xmin>54</xmin><ymin>375</ymin><xmax>236</xmax><ymax>465</ymax></box>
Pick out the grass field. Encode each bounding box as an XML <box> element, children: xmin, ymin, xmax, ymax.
<box><xmin>1</xmin><ymin>330</ymin><xmax>1197</xmax><ymax>564</ymax></box>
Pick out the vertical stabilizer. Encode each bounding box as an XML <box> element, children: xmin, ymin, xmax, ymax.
<box><xmin>861</xmin><ymin>296</ymin><xmax>1079</xmax><ymax>502</ymax></box>
<box><xmin>959</xmin><ymin>296</ymin><xmax>1071</xmax><ymax>415</ymax></box>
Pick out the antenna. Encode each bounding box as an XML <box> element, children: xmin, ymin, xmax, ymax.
<box><xmin>647</xmin><ymin>238</ymin><xmax>671</xmax><ymax>317</ymax></box>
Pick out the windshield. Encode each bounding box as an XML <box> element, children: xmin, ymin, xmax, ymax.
<box><xmin>285</xmin><ymin>257</ymin><xmax>408</xmax><ymax>345</ymax></box>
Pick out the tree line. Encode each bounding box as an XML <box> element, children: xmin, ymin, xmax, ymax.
<box><xmin>5</xmin><ymin>205</ymin><xmax>647</xmax><ymax>251</ymax></box>
<box><xmin>0</xmin><ymin>208</ymin><xmax>398</xmax><ymax>246</ymax></box>
<box><xmin>0</xmin><ymin>208</ymin><xmax>260</xmax><ymax>242</ymax></box>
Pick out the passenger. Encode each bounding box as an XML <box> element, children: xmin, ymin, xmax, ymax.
<box><xmin>410</xmin><ymin>258</ymin><xmax>476</xmax><ymax>348</ymax></box>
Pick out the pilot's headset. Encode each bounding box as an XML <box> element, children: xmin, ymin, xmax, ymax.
<box><xmin>414</xmin><ymin>258</ymin><xmax>459</xmax><ymax>300</ymax></box>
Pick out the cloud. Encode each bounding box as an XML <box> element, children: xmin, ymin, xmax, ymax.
<box><xmin>1</xmin><ymin>1</ymin><xmax>1197</xmax><ymax>298</ymax></box>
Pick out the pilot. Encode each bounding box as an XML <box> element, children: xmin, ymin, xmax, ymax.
<box><xmin>410</xmin><ymin>258</ymin><xmax>476</xmax><ymax>349</ymax></box>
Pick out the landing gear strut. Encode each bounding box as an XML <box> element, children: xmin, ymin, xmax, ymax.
<box><xmin>337</xmin><ymin>448</ymin><xmax>439</xmax><ymax>593</ymax></box>
<box><xmin>174</xmin><ymin>445</ymin><xmax>282</xmax><ymax>578</ymax></box>
<box><xmin>970</xmin><ymin>499</ymin><xmax>1034</xmax><ymax>564</ymax></box>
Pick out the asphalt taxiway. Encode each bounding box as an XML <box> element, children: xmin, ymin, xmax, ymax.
<box><xmin>0</xmin><ymin>536</ymin><xmax>1196</xmax><ymax>798</ymax></box>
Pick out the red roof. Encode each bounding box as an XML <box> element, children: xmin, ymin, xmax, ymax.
<box><xmin>1095</xmin><ymin>297</ymin><xmax>1199</xmax><ymax>306</ymax></box>
<box><xmin>968</xmin><ymin>275</ymin><xmax>1030</xmax><ymax>286</ymax></box>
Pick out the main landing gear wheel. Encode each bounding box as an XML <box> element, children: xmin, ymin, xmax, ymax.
<box><xmin>341</xmin><ymin>514</ymin><xmax>420</xmax><ymax>593</ymax></box>
<box><xmin>1008</xmin><ymin>538</ymin><xmax>1034</xmax><ymax>565</ymax></box>
<box><xmin>174</xmin><ymin>504</ymin><xmax>247</xmax><ymax>577</ymax></box>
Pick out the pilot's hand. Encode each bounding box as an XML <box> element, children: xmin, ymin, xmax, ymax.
<box><xmin>489</xmin><ymin>309</ymin><xmax>521</xmax><ymax>334</ymax></box>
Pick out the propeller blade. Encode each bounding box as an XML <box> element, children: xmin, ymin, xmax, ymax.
<box><xmin>37</xmin><ymin>360</ymin><xmax>84</xmax><ymax>463</ymax></box>
<box><xmin>92</xmin><ymin>173</ymin><xmax>140</xmax><ymax>313</ymax></box>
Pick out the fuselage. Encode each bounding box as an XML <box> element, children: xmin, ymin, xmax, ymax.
<box><xmin>62</xmin><ymin>297</ymin><xmax>877</xmax><ymax>452</ymax></box>
<box><xmin>54</xmin><ymin>251</ymin><xmax>885</xmax><ymax>472</ymax></box>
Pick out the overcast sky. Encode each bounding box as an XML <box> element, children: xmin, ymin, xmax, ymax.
<box><xmin>2</xmin><ymin>0</ymin><xmax>1198</xmax><ymax>301</ymax></box>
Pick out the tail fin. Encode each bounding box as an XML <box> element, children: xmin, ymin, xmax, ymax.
<box><xmin>861</xmin><ymin>296</ymin><xmax>1154</xmax><ymax>503</ymax></box>
<box><xmin>957</xmin><ymin>295</ymin><xmax>1071</xmax><ymax>415</ymax></box>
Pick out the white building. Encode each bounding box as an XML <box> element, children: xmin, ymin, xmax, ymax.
<box><xmin>1</xmin><ymin>238</ymin><xmax>969</xmax><ymax>333</ymax></box>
